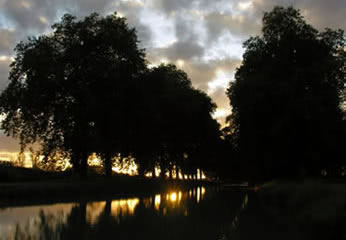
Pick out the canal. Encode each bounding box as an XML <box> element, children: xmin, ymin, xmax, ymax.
<box><xmin>1</xmin><ymin>184</ymin><xmax>343</xmax><ymax>240</ymax></box>
<box><xmin>0</xmin><ymin>186</ymin><xmax>249</xmax><ymax>240</ymax></box>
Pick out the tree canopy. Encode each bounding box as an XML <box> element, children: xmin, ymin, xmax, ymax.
<box><xmin>227</xmin><ymin>6</ymin><xmax>345</xmax><ymax>180</ymax></box>
<box><xmin>0</xmin><ymin>12</ymin><xmax>221</xmax><ymax>179</ymax></box>
<box><xmin>136</xmin><ymin>64</ymin><xmax>221</xmax><ymax>178</ymax></box>
<box><xmin>0</xmin><ymin>13</ymin><xmax>147</xmax><ymax>177</ymax></box>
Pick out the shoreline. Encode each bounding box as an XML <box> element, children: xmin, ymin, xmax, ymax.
<box><xmin>0</xmin><ymin>177</ymin><xmax>214</xmax><ymax>207</ymax></box>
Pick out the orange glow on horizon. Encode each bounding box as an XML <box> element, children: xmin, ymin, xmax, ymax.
<box><xmin>0</xmin><ymin>151</ymin><xmax>208</xmax><ymax>180</ymax></box>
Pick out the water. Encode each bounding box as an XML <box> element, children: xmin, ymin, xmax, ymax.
<box><xmin>1</xmin><ymin>186</ymin><xmax>342</xmax><ymax>240</ymax></box>
<box><xmin>0</xmin><ymin>187</ymin><xmax>248</xmax><ymax>240</ymax></box>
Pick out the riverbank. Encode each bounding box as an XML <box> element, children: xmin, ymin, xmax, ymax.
<box><xmin>230</xmin><ymin>180</ymin><xmax>346</xmax><ymax>240</ymax></box>
<box><xmin>0</xmin><ymin>166</ymin><xmax>214</xmax><ymax>207</ymax></box>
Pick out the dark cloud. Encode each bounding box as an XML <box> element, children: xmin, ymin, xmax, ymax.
<box><xmin>150</xmin><ymin>12</ymin><xmax>206</xmax><ymax>61</ymax></box>
<box><xmin>2</xmin><ymin>0</ymin><xmax>59</xmax><ymax>32</ymax></box>
<box><xmin>297</xmin><ymin>0</ymin><xmax>346</xmax><ymax>30</ymax></box>
<box><xmin>174</xmin><ymin>13</ymin><xmax>200</xmax><ymax>42</ymax></box>
<box><xmin>148</xmin><ymin>12</ymin><xmax>206</xmax><ymax>61</ymax></box>
<box><xmin>152</xmin><ymin>41</ymin><xmax>204</xmax><ymax>61</ymax></box>
<box><xmin>116</xmin><ymin>1</ymin><xmax>153</xmax><ymax>49</ymax></box>
<box><xmin>67</xmin><ymin>0</ymin><xmax>112</xmax><ymax>16</ymax></box>
<box><xmin>152</xmin><ymin>0</ymin><xmax>195</xmax><ymax>14</ymax></box>
<box><xmin>152</xmin><ymin>0</ymin><xmax>231</xmax><ymax>15</ymax></box>
<box><xmin>251</xmin><ymin>0</ymin><xmax>346</xmax><ymax>31</ymax></box>
<box><xmin>0</xmin><ymin>57</ymin><xmax>11</xmax><ymax>91</ymax></box>
<box><xmin>0</xmin><ymin>29</ymin><xmax>16</xmax><ymax>55</ymax></box>
<box><xmin>204</xmin><ymin>11</ymin><xmax>261</xmax><ymax>42</ymax></box>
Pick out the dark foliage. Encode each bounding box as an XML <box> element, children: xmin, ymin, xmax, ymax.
<box><xmin>227</xmin><ymin>6</ymin><xmax>345</xmax><ymax>180</ymax></box>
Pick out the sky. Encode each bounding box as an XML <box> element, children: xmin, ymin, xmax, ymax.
<box><xmin>0</xmin><ymin>0</ymin><xmax>345</xmax><ymax>152</ymax></box>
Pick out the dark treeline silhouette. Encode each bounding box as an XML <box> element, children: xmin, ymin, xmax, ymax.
<box><xmin>0</xmin><ymin>13</ymin><xmax>221</xmax><ymax>179</ymax></box>
<box><xmin>0</xmin><ymin>7</ymin><xmax>344</xmax><ymax>182</ymax></box>
<box><xmin>226</xmin><ymin>6</ymin><xmax>345</xmax><ymax>181</ymax></box>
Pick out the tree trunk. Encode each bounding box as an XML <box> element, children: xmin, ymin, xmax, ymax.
<box><xmin>80</xmin><ymin>151</ymin><xmax>88</xmax><ymax>180</ymax></box>
<box><xmin>159</xmin><ymin>161</ymin><xmax>165</xmax><ymax>179</ymax></box>
<box><xmin>104</xmin><ymin>200</ymin><xmax>112</xmax><ymax>217</ymax></box>
<box><xmin>138</xmin><ymin>163</ymin><xmax>145</xmax><ymax>178</ymax></box>
<box><xmin>160</xmin><ymin>167</ymin><xmax>165</xmax><ymax>179</ymax></box>
<box><xmin>104</xmin><ymin>153</ymin><xmax>112</xmax><ymax>178</ymax></box>
<box><xmin>169</xmin><ymin>164</ymin><xmax>173</xmax><ymax>180</ymax></box>
<box><xmin>79</xmin><ymin>201</ymin><xmax>87</xmax><ymax>225</ymax></box>
<box><xmin>71</xmin><ymin>152</ymin><xmax>81</xmax><ymax>175</ymax></box>
<box><xmin>182</xmin><ymin>171</ymin><xmax>186</xmax><ymax>180</ymax></box>
<box><xmin>152</xmin><ymin>164</ymin><xmax>156</xmax><ymax>178</ymax></box>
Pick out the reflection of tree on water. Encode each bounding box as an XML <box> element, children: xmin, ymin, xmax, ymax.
<box><xmin>11</xmin><ymin>210</ymin><xmax>66</xmax><ymax>240</ymax></box>
<box><xmin>4</xmin><ymin>187</ymin><xmax>248</xmax><ymax>240</ymax></box>
<box><xmin>218</xmin><ymin>193</ymin><xmax>249</xmax><ymax>240</ymax></box>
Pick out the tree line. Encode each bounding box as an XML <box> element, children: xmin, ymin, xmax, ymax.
<box><xmin>225</xmin><ymin>6</ymin><xmax>345</xmax><ymax>180</ymax></box>
<box><xmin>0</xmin><ymin>13</ymin><xmax>221</xmax><ymax>179</ymax></box>
<box><xmin>0</xmin><ymin>7</ymin><xmax>344</xmax><ymax>181</ymax></box>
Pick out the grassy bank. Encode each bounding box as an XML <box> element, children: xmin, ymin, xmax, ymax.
<box><xmin>230</xmin><ymin>180</ymin><xmax>346</xmax><ymax>240</ymax></box>
<box><xmin>0</xmin><ymin>165</ymin><xmax>212</xmax><ymax>207</ymax></box>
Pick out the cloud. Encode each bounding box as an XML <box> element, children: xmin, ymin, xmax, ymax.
<box><xmin>180</xmin><ymin>58</ymin><xmax>240</xmax><ymax>95</ymax></box>
<box><xmin>150</xmin><ymin>41</ymin><xmax>204</xmax><ymax>62</ymax></box>
<box><xmin>204</xmin><ymin>11</ymin><xmax>261</xmax><ymax>42</ymax></box>
<box><xmin>251</xmin><ymin>0</ymin><xmax>346</xmax><ymax>31</ymax></box>
<box><xmin>2</xmin><ymin>0</ymin><xmax>59</xmax><ymax>32</ymax></box>
<box><xmin>209</xmin><ymin>87</ymin><xmax>231</xmax><ymax>109</ymax></box>
<box><xmin>68</xmin><ymin>0</ymin><xmax>113</xmax><ymax>16</ymax></box>
<box><xmin>0</xmin><ymin>56</ymin><xmax>11</xmax><ymax>91</ymax></box>
<box><xmin>116</xmin><ymin>1</ymin><xmax>153</xmax><ymax>49</ymax></box>
<box><xmin>0</xmin><ymin>56</ymin><xmax>20</xmax><ymax>152</ymax></box>
<box><xmin>0</xmin><ymin>28</ymin><xmax>16</xmax><ymax>55</ymax></box>
<box><xmin>298</xmin><ymin>0</ymin><xmax>346</xmax><ymax>30</ymax></box>
<box><xmin>152</xmin><ymin>0</ymin><xmax>194</xmax><ymax>14</ymax></box>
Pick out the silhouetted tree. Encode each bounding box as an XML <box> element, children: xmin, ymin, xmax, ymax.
<box><xmin>0</xmin><ymin>13</ymin><xmax>146</xmax><ymax>178</ymax></box>
<box><xmin>227</xmin><ymin>6</ymin><xmax>345</xmax><ymax>180</ymax></box>
<box><xmin>82</xmin><ymin>13</ymin><xmax>147</xmax><ymax>177</ymax></box>
<box><xmin>138</xmin><ymin>64</ymin><xmax>221</xmax><ymax>178</ymax></box>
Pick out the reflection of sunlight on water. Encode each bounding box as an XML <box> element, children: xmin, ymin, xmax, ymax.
<box><xmin>87</xmin><ymin>201</ymin><xmax>106</xmax><ymax>224</ymax></box>
<box><xmin>111</xmin><ymin>198</ymin><xmax>139</xmax><ymax>217</ymax></box>
<box><xmin>170</xmin><ymin>192</ymin><xmax>177</xmax><ymax>202</ymax></box>
<box><xmin>86</xmin><ymin>198</ymin><xmax>140</xmax><ymax>224</ymax></box>
<box><xmin>85</xmin><ymin>188</ymin><xmax>206</xmax><ymax>223</ymax></box>
<box><xmin>197</xmin><ymin>187</ymin><xmax>201</xmax><ymax>203</ymax></box>
<box><xmin>2</xmin><ymin>187</ymin><xmax>208</xmax><ymax>239</ymax></box>
<box><xmin>0</xmin><ymin>203</ymin><xmax>75</xmax><ymax>237</ymax></box>
<box><xmin>154</xmin><ymin>194</ymin><xmax>161</xmax><ymax>210</ymax></box>
<box><xmin>201</xmin><ymin>186</ymin><xmax>206</xmax><ymax>195</ymax></box>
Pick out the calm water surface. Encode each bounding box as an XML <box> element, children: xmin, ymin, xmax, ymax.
<box><xmin>1</xmin><ymin>186</ymin><xmax>342</xmax><ymax>240</ymax></box>
<box><xmin>0</xmin><ymin>187</ymin><xmax>249</xmax><ymax>240</ymax></box>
